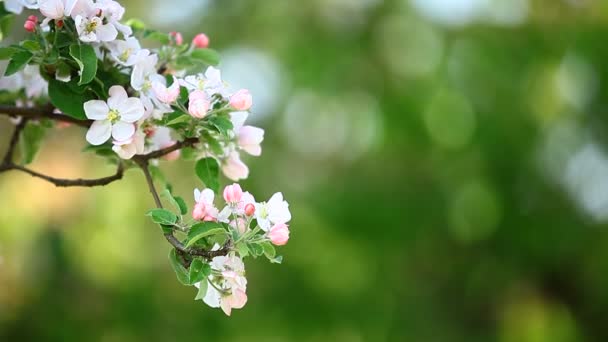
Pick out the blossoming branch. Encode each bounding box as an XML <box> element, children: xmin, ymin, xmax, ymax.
<box><xmin>0</xmin><ymin>0</ymin><xmax>292</xmax><ymax>316</ymax></box>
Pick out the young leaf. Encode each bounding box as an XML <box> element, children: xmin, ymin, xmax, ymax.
<box><xmin>5</xmin><ymin>50</ymin><xmax>32</xmax><ymax>76</ymax></box>
<box><xmin>146</xmin><ymin>208</ymin><xmax>178</xmax><ymax>225</ymax></box>
<box><xmin>194</xmin><ymin>278</ymin><xmax>208</xmax><ymax>300</ymax></box>
<box><xmin>260</xmin><ymin>241</ymin><xmax>276</xmax><ymax>259</ymax></box>
<box><xmin>165</xmin><ymin>113</ymin><xmax>191</xmax><ymax>127</ymax></box>
<box><xmin>190</xmin><ymin>49</ymin><xmax>220</xmax><ymax>66</ymax></box>
<box><xmin>69</xmin><ymin>44</ymin><xmax>98</xmax><ymax>85</ymax></box>
<box><xmin>188</xmin><ymin>258</ymin><xmax>211</xmax><ymax>285</ymax></box>
<box><xmin>270</xmin><ymin>255</ymin><xmax>283</xmax><ymax>264</ymax></box>
<box><xmin>19</xmin><ymin>122</ymin><xmax>47</xmax><ymax>165</ymax></box>
<box><xmin>208</xmin><ymin>115</ymin><xmax>233</xmax><ymax>136</ymax></box>
<box><xmin>186</xmin><ymin>221</ymin><xmax>226</xmax><ymax>248</ymax></box>
<box><xmin>168</xmin><ymin>249</ymin><xmax>190</xmax><ymax>285</ymax></box>
<box><xmin>174</xmin><ymin>196</ymin><xmax>188</xmax><ymax>215</ymax></box>
<box><xmin>161</xmin><ymin>189</ymin><xmax>188</xmax><ymax>215</ymax></box>
<box><xmin>0</xmin><ymin>13</ymin><xmax>15</xmax><ymax>41</ymax></box>
<box><xmin>194</xmin><ymin>158</ymin><xmax>220</xmax><ymax>193</ymax></box>
<box><xmin>48</xmin><ymin>79</ymin><xmax>90</xmax><ymax>119</ymax></box>
<box><xmin>235</xmin><ymin>242</ymin><xmax>250</xmax><ymax>258</ymax></box>
<box><xmin>0</xmin><ymin>46</ymin><xmax>18</xmax><ymax>59</ymax></box>
<box><xmin>248</xmin><ymin>242</ymin><xmax>264</xmax><ymax>257</ymax></box>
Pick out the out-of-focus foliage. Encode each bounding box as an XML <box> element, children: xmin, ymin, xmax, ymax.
<box><xmin>2</xmin><ymin>0</ymin><xmax>608</xmax><ymax>341</ymax></box>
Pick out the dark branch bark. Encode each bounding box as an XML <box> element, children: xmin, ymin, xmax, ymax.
<box><xmin>0</xmin><ymin>105</ymin><xmax>92</xmax><ymax>127</ymax></box>
<box><xmin>137</xmin><ymin>159</ymin><xmax>230</xmax><ymax>260</ymax></box>
<box><xmin>1</xmin><ymin>162</ymin><xmax>124</xmax><ymax>187</ymax></box>
<box><xmin>133</xmin><ymin>137</ymin><xmax>198</xmax><ymax>161</ymax></box>
<box><xmin>3</xmin><ymin>118</ymin><xmax>27</xmax><ymax>165</ymax></box>
<box><xmin>1</xmin><ymin>106</ymin><xmax>227</xmax><ymax>259</ymax></box>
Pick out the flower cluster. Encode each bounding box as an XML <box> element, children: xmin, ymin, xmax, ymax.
<box><xmin>0</xmin><ymin>0</ymin><xmax>292</xmax><ymax>316</ymax></box>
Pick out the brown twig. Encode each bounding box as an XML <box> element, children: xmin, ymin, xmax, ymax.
<box><xmin>136</xmin><ymin>159</ymin><xmax>230</xmax><ymax>260</ymax></box>
<box><xmin>2</xmin><ymin>162</ymin><xmax>124</xmax><ymax>187</ymax></box>
<box><xmin>0</xmin><ymin>105</ymin><xmax>92</xmax><ymax>127</ymax></box>
<box><xmin>1</xmin><ymin>106</ymin><xmax>227</xmax><ymax>260</ymax></box>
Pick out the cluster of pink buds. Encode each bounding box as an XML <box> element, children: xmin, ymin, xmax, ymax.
<box><xmin>24</xmin><ymin>15</ymin><xmax>37</xmax><ymax>33</ymax></box>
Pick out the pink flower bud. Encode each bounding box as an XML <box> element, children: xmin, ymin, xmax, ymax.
<box><xmin>223</xmin><ymin>183</ymin><xmax>243</xmax><ymax>203</ymax></box>
<box><xmin>170</xmin><ymin>31</ymin><xmax>183</xmax><ymax>45</ymax></box>
<box><xmin>268</xmin><ymin>223</ymin><xmax>290</xmax><ymax>246</ymax></box>
<box><xmin>27</xmin><ymin>15</ymin><xmax>38</xmax><ymax>24</ymax></box>
<box><xmin>229</xmin><ymin>89</ymin><xmax>253</xmax><ymax>111</ymax></box>
<box><xmin>192</xmin><ymin>33</ymin><xmax>210</xmax><ymax>48</ymax></box>
<box><xmin>188</xmin><ymin>91</ymin><xmax>210</xmax><ymax>118</ymax></box>
<box><xmin>244</xmin><ymin>203</ymin><xmax>255</xmax><ymax>216</ymax></box>
<box><xmin>24</xmin><ymin>20</ymin><xmax>36</xmax><ymax>33</ymax></box>
<box><xmin>192</xmin><ymin>202</ymin><xmax>207</xmax><ymax>221</ymax></box>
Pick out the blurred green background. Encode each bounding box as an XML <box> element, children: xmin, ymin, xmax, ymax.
<box><xmin>3</xmin><ymin>0</ymin><xmax>608</xmax><ymax>341</ymax></box>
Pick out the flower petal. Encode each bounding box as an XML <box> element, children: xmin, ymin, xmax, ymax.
<box><xmin>111</xmin><ymin>121</ymin><xmax>135</xmax><ymax>141</ymax></box>
<box><xmin>84</xmin><ymin>100</ymin><xmax>109</xmax><ymax>120</ymax></box>
<box><xmin>86</xmin><ymin>120</ymin><xmax>112</xmax><ymax>145</ymax></box>
<box><xmin>108</xmin><ymin>85</ymin><xmax>128</xmax><ymax>109</ymax></box>
<box><xmin>96</xmin><ymin>23</ymin><xmax>118</xmax><ymax>42</ymax></box>
<box><xmin>118</xmin><ymin>98</ymin><xmax>145</xmax><ymax>122</ymax></box>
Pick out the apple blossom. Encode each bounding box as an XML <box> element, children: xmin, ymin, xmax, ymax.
<box><xmin>230</xmin><ymin>89</ymin><xmax>253</xmax><ymax>111</ymax></box>
<box><xmin>3</xmin><ymin>0</ymin><xmax>38</xmax><ymax>14</ymax></box>
<box><xmin>268</xmin><ymin>223</ymin><xmax>290</xmax><ymax>246</ymax></box>
<box><xmin>222</xmin><ymin>152</ymin><xmax>249</xmax><ymax>181</ymax></box>
<box><xmin>75</xmin><ymin>13</ymin><xmax>118</xmax><ymax>42</ymax></box>
<box><xmin>152</xmin><ymin>77</ymin><xmax>180</xmax><ymax>104</ymax></box>
<box><xmin>84</xmin><ymin>85</ymin><xmax>145</xmax><ymax>145</ymax></box>
<box><xmin>38</xmin><ymin>0</ymin><xmax>91</xmax><ymax>21</ymax></box>
<box><xmin>230</xmin><ymin>111</ymin><xmax>264</xmax><ymax>156</ymax></box>
<box><xmin>193</xmin><ymin>188</ymin><xmax>219</xmax><ymax>221</ymax></box>
<box><xmin>223</xmin><ymin>184</ymin><xmax>243</xmax><ymax>204</ymax></box>
<box><xmin>108</xmin><ymin>37</ymin><xmax>142</xmax><ymax>66</ymax></box>
<box><xmin>192</xmin><ymin>33</ymin><xmax>209</xmax><ymax>48</ymax></box>
<box><xmin>188</xmin><ymin>90</ymin><xmax>210</xmax><ymax>118</ymax></box>
<box><xmin>255</xmin><ymin>192</ymin><xmax>291</xmax><ymax>231</ymax></box>
<box><xmin>112</xmin><ymin>127</ymin><xmax>145</xmax><ymax>159</ymax></box>
<box><xmin>197</xmin><ymin>255</ymin><xmax>247</xmax><ymax>316</ymax></box>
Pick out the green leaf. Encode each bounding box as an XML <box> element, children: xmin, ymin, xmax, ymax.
<box><xmin>261</xmin><ymin>241</ymin><xmax>276</xmax><ymax>259</ymax></box>
<box><xmin>165</xmin><ymin>113</ymin><xmax>191</xmax><ymax>127</ymax></box>
<box><xmin>5</xmin><ymin>50</ymin><xmax>32</xmax><ymax>76</ymax></box>
<box><xmin>168</xmin><ymin>249</ymin><xmax>190</xmax><ymax>285</ymax></box>
<box><xmin>248</xmin><ymin>242</ymin><xmax>264</xmax><ymax>257</ymax></box>
<box><xmin>69</xmin><ymin>44</ymin><xmax>98</xmax><ymax>85</ymax></box>
<box><xmin>235</xmin><ymin>242</ymin><xmax>250</xmax><ymax>258</ymax></box>
<box><xmin>21</xmin><ymin>40</ymin><xmax>40</xmax><ymax>51</ymax></box>
<box><xmin>194</xmin><ymin>158</ymin><xmax>220</xmax><ymax>193</ymax></box>
<box><xmin>190</xmin><ymin>49</ymin><xmax>220</xmax><ymax>66</ymax></box>
<box><xmin>270</xmin><ymin>255</ymin><xmax>283</xmax><ymax>264</ymax></box>
<box><xmin>0</xmin><ymin>46</ymin><xmax>18</xmax><ymax>59</ymax></box>
<box><xmin>48</xmin><ymin>79</ymin><xmax>90</xmax><ymax>119</ymax></box>
<box><xmin>208</xmin><ymin>115</ymin><xmax>233</xmax><ymax>136</ymax></box>
<box><xmin>161</xmin><ymin>189</ymin><xmax>188</xmax><ymax>216</ymax></box>
<box><xmin>19</xmin><ymin>122</ymin><xmax>47</xmax><ymax>165</ymax></box>
<box><xmin>146</xmin><ymin>208</ymin><xmax>178</xmax><ymax>225</ymax></box>
<box><xmin>174</xmin><ymin>196</ymin><xmax>188</xmax><ymax>215</ymax></box>
<box><xmin>194</xmin><ymin>278</ymin><xmax>208</xmax><ymax>300</ymax></box>
<box><xmin>186</xmin><ymin>222</ymin><xmax>226</xmax><ymax>248</ymax></box>
<box><xmin>144</xmin><ymin>30</ymin><xmax>170</xmax><ymax>44</ymax></box>
<box><xmin>188</xmin><ymin>258</ymin><xmax>211</xmax><ymax>285</ymax></box>
<box><xmin>0</xmin><ymin>13</ymin><xmax>15</xmax><ymax>41</ymax></box>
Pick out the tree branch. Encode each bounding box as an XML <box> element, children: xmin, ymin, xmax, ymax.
<box><xmin>0</xmin><ymin>105</ymin><xmax>92</xmax><ymax>128</ymax></box>
<box><xmin>133</xmin><ymin>137</ymin><xmax>198</xmax><ymax>161</ymax></box>
<box><xmin>136</xmin><ymin>159</ymin><xmax>230</xmax><ymax>260</ymax></box>
<box><xmin>2</xmin><ymin>118</ymin><xmax>27</xmax><ymax>165</ymax></box>
<box><xmin>0</xmin><ymin>162</ymin><xmax>124</xmax><ymax>187</ymax></box>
